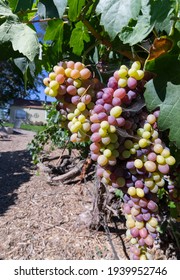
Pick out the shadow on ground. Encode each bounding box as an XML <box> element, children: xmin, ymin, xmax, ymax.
<box><xmin>0</xmin><ymin>149</ymin><xmax>33</xmax><ymax>215</ymax></box>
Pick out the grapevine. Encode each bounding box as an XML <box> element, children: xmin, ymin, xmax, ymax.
<box><xmin>42</xmin><ymin>60</ymin><xmax>178</xmax><ymax>260</ymax></box>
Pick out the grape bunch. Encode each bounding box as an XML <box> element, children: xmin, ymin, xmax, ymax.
<box><xmin>43</xmin><ymin>61</ymin><xmax>102</xmax><ymax>142</ymax></box>
<box><xmin>43</xmin><ymin>60</ymin><xmax>177</xmax><ymax>260</ymax></box>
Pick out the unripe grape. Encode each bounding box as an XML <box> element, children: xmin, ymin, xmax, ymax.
<box><xmin>100</xmin><ymin>121</ymin><xmax>109</xmax><ymax>130</ymax></box>
<box><xmin>140</xmin><ymin>254</ymin><xmax>147</xmax><ymax>260</ymax></box>
<box><xmin>165</xmin><ymin>156</ymin><xmax>176</xmax><ymax>165</ymax></box>
<box><xmin>144</xmin><ymin>161</ymin><xmax>157</xmax><ymax>172</ymax></box>
<box><xmin>134</xmin><ymin>159</ymin><xmax>143</xmax><ymax>169</ymax></box>
<box><xmin>65</xmin><ymin>68</ymin><xmax>72</xmax><ymax>77</ymax></box>
<box><xmin>146</xmin><ymin>223</ymin><xmax>156</xmax><ymax>233</ymax></box>
<box><xmin>161</xmin><ymin>148</ymin><xmax>170</xmax><ymax>158</ymax></box>
<box><xmin>142</xmin><ymin>131</ymin><xmax>151</xmax><ymax>139</ymax></box>
<box><xmin>118</xmin><ymin>77</ymin><xmax>127</xmax><ymax>87</ymax></box>
<box><xmin>130</xmin><ymin>238</ymin><xmax>137</xmax><ymax>245</ymax></box>
<box><xmin>77</xmin><ymin>102</ymin><xmax>86</xmax><ymax>112</ymax></box>
<box><xmin>49</xmin><ymin>72</ymin><xmax>56</xmax><ymax>80</ymax></box>
<box><xmin>144</xmin><ymin>123</ymin><xmax>152</xmax><ymax>131</ymax></box>
<box><xmin>156</xmin><ymin>155</ymin><xmax>166</xmax><ymax>164</ymax></box>
<box><xmin>139</xmin><ymin>139</ymin><xmax>148</xmax><ymax>148</ymax></box>
<box><xmin>116</xmin><ymin>177</ymin><xmax>125</xmax><ymax>187</ymax></box>
<box><xmin>101</xmin><ymin>136</ymin><xmax>111</xmax><ymax>145</ymax></box>
<box><xmin>49</xmin><ymin>89</ymin><xmax>58</xmax><ymax>97</ymax></box>
<box><xmin>99</xmin><ymin>128</ymin><xmax>107</xmax><ymax>137</ymax></box>
<box><xmin>131</xmin><ymin>207</ymin><xmax>140</xmax><ymax>216</ymax></box>
<box><xmin>126</xmin><ymin>219</ymin><xmax>135</xmax><ymax>228</ymax></box>
<box><xmin>135</xmin><ymin>220</ymin><xmax>144</xmax><ymax>229</ymax></box>
<box><xmin>124</xmin><ymin>139</ymin><xmax>133</xmax><ymax>149</ymax></box>
<box><xmin>153</xmin><ymin>143</ymin><xmax>163</xmax><ymax>154</ymax></box>
<box><xmin>97</xmin><ymin>155</ymin><xmax>108</xmax><ymax>166</ymax></box>
<box><xmin>148</xmin><ymin>217</ymin><xmax>158</xmax><ymax>227</ymax></box>
<box><xmin>128</xmin><ymin>187</ymin><xmax>136</xmax><ymax>196</ymax></box>
<box><xmin>136</xmin><ymin>188</ymin><xmax>144</xmax><ymax>198</ymax></box>
<box><xmin>118</xmin><ymin>68</ymin><xmax>128</xmax><ymax>78</ymax></box>
<box><xmin>110</xmin><ymin>106</ymin><xmax>122</xmax><ymax>118</ymax></box>
<box><xmin>49</xmin><ymin>80</ymin><xmax>59</xmax><ymax>90</ymax></box>
<box><xmin>147</xmin><ymin>114</ymin><xmax>156</xmax><ymax>124</ymax></box>
<box><xmin>103</xmin><ymin>149</ymin><xmax>112</xmax><ymax>158</ymax></box>
<box><xmin>82</xmin><ymin>122</ymin><xmax>91</xmax><ymax>132</ymax></box>
<box><xmin>122</xmin><ymin>150</ymin><xmax>131</xmax><ymax>159</ymax></box>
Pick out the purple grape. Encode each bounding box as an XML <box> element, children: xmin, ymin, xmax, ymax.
<box><xmin>126</xmin><ymin>161</ymin><xmax>135</xmax><ymax>169</ymax></box>
<box><xmin>94</xmin><ymin>104</ymin><xmax>105</xmax><ymax>114</ymax></box>
<box><xmin>135</xmin><ymin>180</ymin><xmax>144</xmax><ymax>188</ymax></box>
<box><xmin>104</xmin><ymin>103</ymin><xmax>113</xmax><ymax>113</ymax></box>
<box><xmin>143</xmin><ymin>213</ymin><xmax>151</xmax><ymax>221</ymax></box>
<box><xmin>128</xmin><ymin>90</ymin><xmax>137</xmax><ymax>100</ymax></box>
<box><xmin>108</xmin><ymin>115</ymin><xmax>117</xmax><ymax>125</ymax></box>
<box><xmin>135</xmin><ymin>214</ymin><xmax>144</xmax><ymax>222</ymax></box>
<box><xmin>98</xmin><ymin>112</ymin><xmax>107</xmax><ymax>121</ymax></box>
<box><xmin>141</xmin><ymin>208</ymin><xmax>149</xmax><ymax>214</ymax></box>
<box><xmin>96</xmin><ymin>91</ymin><xmax>103</xmax><ymax>99</ymax></box>
<box><xmin>112</xmin><ymin>97</ymin><xmax>121</xmax><ymax>106</ymax></box>
<box><xmin>127</xmin><ymin>77</ymin><xmax>137</xmax><ymax>89</ymax></box>
<box><xmin>96</xmin><ymin>98</ymin><xmax>105</xmax><ymax>105</ymax></box>
<box><xmin>91</xmin><ymin>123</ymin><xmax>100</xmax><ymax>133</ymax></box>
<box><xmin>116</xmin><ymin>117</ymin><xmax>126</xmax><ymax>127</ymax></box>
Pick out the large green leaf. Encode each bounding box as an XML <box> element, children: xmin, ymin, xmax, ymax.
<box><xmin>38</xmin><ymin>0</ymin><xmax>67</xmax><ymax>18</ymax></box>
<box><xmin>0</xmin><ymin>20</ymin><xmax>39</xmax><ymax>61</ymax></box>
<box><xmin>44</xmin><ymin>19</ymin><xmax>64</xmax><ymax>54</ymax></box>
<box><xmin>0</xmin><ymin>0</ymin><xmax>17</xmax><ymax>18</ymax></box>
<box><xmin>144</xmin><ymin>81</ymin><xmax>180</xmax><ymax>148</ymax></box>
<box><xmin>69</xmin><ymin>21</ymin><xmax>90</xmax><ymax>56</ymax></box>
<box><xmin>96</xmin><ymin>0</ymin><xmax>141</xmax><ymax>40</ymax></box>
<box><xmin>120</xmin><ymin>0</ymin><xmax>172</xmax><ymax>45</ymax></box>
<box><xmin>68</xmin><ymin>0</ymin><xmax>85</xmax><ymax>21</ymax></box>
<box><xmin>7</xmin><ymin>0</ymin><xmax>34</xmax><ymax>13</ymax></box>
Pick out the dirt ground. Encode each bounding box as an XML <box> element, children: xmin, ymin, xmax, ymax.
<box><xmin>0</xmin><ymin>130</ymin><xmax>129</xmax><ymax>260</ymax></box>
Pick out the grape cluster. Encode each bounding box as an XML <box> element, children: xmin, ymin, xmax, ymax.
<box><xmin>43</xmin><ymin>60</ymin><xmax>176</xmax><ymax>260</ymax></box>
<box><xmin>43</xmin><ymin>61</ymin><xmax>101</xmax><ymax>142</ymax></box>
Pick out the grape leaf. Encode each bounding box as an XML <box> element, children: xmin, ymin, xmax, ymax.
<box><xmin>145</xmin><ymin>81</ymin><xmax>180</xmax><ymax>148</ymax></box>
<box><xmin>0</xmin><ymin>20</ymin><xmax>39</xmax><ymax>61</ymax></box>
<box><xmin>96</xmin><ymin>0</ymin><xmax>141</xmax><ymax>40</ymax></box>
<box><xmin>69</xmin><ymin>21</ymin><xmax>90</xmax><ymax>56</ymax></box>
<box><xmin>38</xmin><ymin>0</ymin><xmax>67</xmax><ymax>19</ymax></box>
<box><xmin>8</xmin><ymin>0</ymin><xmax>34</xmax><ymax>13</ymax></box>
<box><xmin>68</xmin><ymin>0</ymin><xmax>85</xmax><ymax>21</ymax></box>
<box><xmin>44</xmin><ymin>19</ymin><xmax>64</xmax><ymax>53</ymax></box>
<box><xmin>0</xmin><ymin>0</ymin><xmax>17</xmax><ymax>18</ymax></box>
<box><xmin>120</xmin><ymin>0</ymin><xmax>172</xmax><ymax>45</ymax></box>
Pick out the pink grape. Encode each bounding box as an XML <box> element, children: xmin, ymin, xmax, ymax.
<box><xmin>147</xmin><ymin>200</ymin><xmax>158</xmax><ymax>212</ymax></box>
<box><xmin>90</xmin><ymin>132</ymin><xmax>101</xmax><ymax>143</ymax></box>
<box><xmin>67</xmin><ymin>85</ymin><xmax>77</xmax><ymax>95</ymax></box>
<box><xmin>130</xmin><ymin>227</ymin><xmax>139</xmax><ymax>238</ymax></box>
<box><xmin>113</xmin><ymin>88</ymin><xmax>126</xmax><ymax>99</ymax></box>
<box><xmin>144</xmin><ymin>235</ymin><xmax>154</xmax><ymax>246</ymax></box>
<box><xmin>98</xmin><ymin>112</ymin><xmax>107</xmax><ymax>121</ymax></box>
<box><xmin>81</xmin><ymin>94</ymin><xmax>92</xmax><ymax>104</ymax></box>
<box><xmin>143</xmin><ymin>213</ymin><xmax>151</xmax><ymax>221</ymax></box>
<box><xmin>123</xmin><ymin>204</ymin><xmax>131</xmax><ymax>214</ymax></box>
<box><xmin>96</xmin><ymin>91</ymin><xmax>103</xmax><ymax>99</ymax></box>
<box><xmin>139</xmin><ymin>227</ymin><xmax>148</xmax><ymax>238</ymax></box>
<box><xmin>108</xmin><ymin>115</ymin><xmax>117</xmax><ymax>125</ymax></box>
<box><xmin>90</xmin><ymin>143</ymin><xmax>100</xmax><ymax>153</ymax></box>
<box><xmin>116</xmin><ymin>117</ymin><xmax>126</xmax><ymax>127</ymax></box>
<box><xmin>90</xmin><ymin>153</ymin><xmax>99</xmax><ymax>161</ymax></box>
<box><xmin>96</xmin><ymin>98</ymin><xmax>105</xmax><ymax>105</ymax></box>
<box><xmin>71</xmin><ymin>95</ymin><xmax>80</xmax><ymax>105</ymax></box>
<box><xmin>90</xmin><ymin>114</ymin><xmax>99</xmax><ymax>123</ymax></box>
<box><xmin>127</xmin><ymin>77</ymin><xmax>137</xmax><ymax>89</ymax></box>
<box><xmin>94</xmin><ymin>104</ymin><xmax>105</xmax><ymax>114</ymax></box>
<box><xmin>112</xmin><ymin>97</ymin><xmax>121</xmax><ymax>106</ymax></box>
<box><xmin>103</xmin><ymin>103</ymin><xmax>113</xmax><ymax>113</ymax></box>
<box><xmin>158</xmin><ymin>164</ymin><xmax>170</xmax><ymax>174</ymax></box>
<box><xmin>56</xmin><ymin>74</ymin><xmax>65</xmax><ymax>84</ymax></box>
<box><xmin>91</xmin><ymin>123</ymin><xmax>100</xmax><ymax>132</ymax></box>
